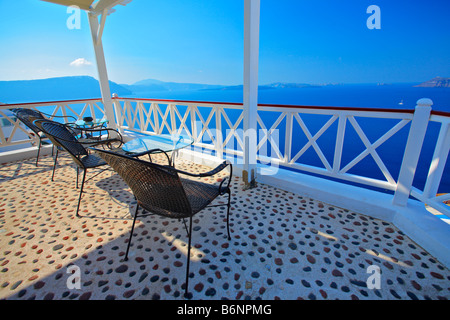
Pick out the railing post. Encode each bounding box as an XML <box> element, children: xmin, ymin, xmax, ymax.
<box><xmin>333</xmin><ymin>113</ymin><xmax>347</xmax><ymax>174</ymax></box>
<box><xmin>169</xmin><ymin>104</ymin><xmax>177</xmax><ymax>135</ymax></box>
<box><xmin>284</xmin><ymin>112</ymin><xmax>293</xmax><ymax>163</ymax></box>
<box><xmin>215</xmin><ymin>106</ymin><xmax>224</xmax><ymax>160</ymax></box>
<box><xmin>422</xmin><ymin>121</ymin><xmax>450</xmax><ymax>200</ymax></box>
<box><xmin>112</xmin><ymin>99</ymin><xmax>124</xmax><ymax>134</ymax></box>
<box><xmin>190</xmin><ymin>105</ymin><xmax>197</xmax><ymax>142</ymax></box>
<box><xmin>393</xmin><ymin>98</ymin><xmax>433</xmax><ymax>206</ymax></box>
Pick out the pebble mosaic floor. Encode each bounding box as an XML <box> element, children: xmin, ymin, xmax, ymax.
<box><xmin>0</xmin><ymin>153</ymin><xmax>449</xmax><ymax>300</ymax></box>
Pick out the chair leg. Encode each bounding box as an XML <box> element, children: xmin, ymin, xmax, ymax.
<box><xmin>184</xmin><ymin>216</ymin><xmax>193</xmax><ymax>298</ymax></box>
<box><xmin>51</xmin><ymin>149</ymin><xmax>58</xmax><ymax>182</ymax></box>
<box><xmin>36</xmin><ymin>139</ymin><xmax>42</xmax><ymax>166</ymax></box>
<box><xmin>182</xmin><ymin>218</ymin><xmax>189</xmax><ymax>237</ymax></box>
<box><xmin>125</xmin><ymin>204</ymin><xmax>140</xmax><ymax>261</ymax></box>
<box><xmin>75</xmin><ymin>169</ymin><xmax>86</xmax><ymax>218</ymax></box>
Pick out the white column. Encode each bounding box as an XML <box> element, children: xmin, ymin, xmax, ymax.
<box><xmin>243</xmin><ymin>0</ymin><xmax>260</xmax><ymax>188</ymax></box>
<box><xmin>88</xmin><ymin>12</ymin><xmax>118</xmax><ymax>129</ymax></box>
<box><xmin>392</xmin><ymin>98</ymin><xmax>433</xmax><ymax>206</ymax></box>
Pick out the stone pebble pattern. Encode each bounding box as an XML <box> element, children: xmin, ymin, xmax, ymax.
<box><xmin>0</xmin><ymin>154</ymin><xmax>449</xmax><ymax>300</ymax></box>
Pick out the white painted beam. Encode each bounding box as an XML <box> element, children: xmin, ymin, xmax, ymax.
<box><xmin>243</xmin><ymin>0</ymin><xmax>260</xmax><ymax>188</ymax></box>
<box><xmin>88</xmin><ymin>12</ymin><xmax>118</xmax><ymax>129</ymax></box>
<box><xmin>90</xmin><ymin>0</ymin><xmax>132</xmax><ymax>16</ymax></box>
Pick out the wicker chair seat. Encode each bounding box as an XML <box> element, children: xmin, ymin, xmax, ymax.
<box><xmin>181</xmin><ymin>178</ymin><xmax>222</xmax><ymax>214</ymax></box>
<box><xmin>79</xmin><ymin>147</ymin><xmax>135</xmax><ymax>168</ymax></box>
<box><xmin>92</xmin><ymin>148</ymin><xmax>233</xmax><ymax>297</ymax></box>
<box><xmin>136</xmin><ymin>178</ymin><xmax>222</xmax><ymax>219</ymax></box>
<box><xmin>79</xmin><ymin>154</ymin><xmax>107</xmax><ymax>168</ymax></box>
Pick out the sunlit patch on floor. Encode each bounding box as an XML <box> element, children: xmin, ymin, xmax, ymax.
<box><xmin>0</xmin><ymin>154</ymin><xmax>448</xmax><ymax>300</ymax></box>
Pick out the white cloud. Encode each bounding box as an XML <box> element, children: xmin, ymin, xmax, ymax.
<box><xmin>70</xmin><ymin>58</ymin><xmax>93</xmax><ymax>67</ymax></box>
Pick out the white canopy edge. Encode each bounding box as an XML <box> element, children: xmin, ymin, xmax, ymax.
<box><xmin>40</xmin><ymin>0</ymin><xmax>132</xmax><ymax>15</ymax></box>
<box><xmin>41</xmin><ymin>0</ymin><xmax>94</xmax><ymax>10</ymax></box>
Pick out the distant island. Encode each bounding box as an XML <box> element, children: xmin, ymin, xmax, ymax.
<box><xmin>121</xmin><ymin>78</ymin><xmax>224</xmax><ymax>93</ymax></box>
<box><xmin>0</xmin><ymin>76</ymin><xmax>349</xmax><ymax>103</ymax></box>
<box><xmin>1</xmin><ymin>75</ymin><xmax>449</xmax><ymax>104</ymax></box>
<box><xmin>202</xmin><ymin>82</ymin><xmax>342</xmax><ymax>91</ymax></box>
<box><xmin>414</xmin><ymin>77</ymin><xmax>450</xmax><ymax>88</ymax></box>
<box><xmin>123</xmin><ymin>79</ymin><xmax>341</xmax><ymax>92</ymax></box>
<box><xmin>0</xmin><ymin>76</ymin><xmax>131</xmax><ymax>103</ymax></box>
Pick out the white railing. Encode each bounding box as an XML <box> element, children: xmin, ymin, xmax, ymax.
<box><xmin>410</xmin><ymin>112</ymin><xmax>450</xmax><ymax>215</ymax></box>
<box><xmin>113</xmin><ymin>97</ymin><xmax>449</xmax><ymax>217</ymax></box>
<box><xmin>0</xmin><ymin>97</ymin><xmax>448</xmax><ymax>217</ymax></box>
<box><xmin>0</xmin><ymin>98</ymin><xmax>106</xmax><ymax>148</ymax></box>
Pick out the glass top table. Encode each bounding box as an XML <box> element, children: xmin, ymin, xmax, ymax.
<box><xmin>66</xmin><ymin>118</ymin><xmax>109</xmax><ymax>139</ymax></box>
<box><xmin>72</xmin><ymin>118</ymin><xmax>109</xmax><ymax>128</ymax></box>
<box><xmin>122</xmin><ymin>134</ymin><xmax>194</xmax><ymax>163</ymax></box>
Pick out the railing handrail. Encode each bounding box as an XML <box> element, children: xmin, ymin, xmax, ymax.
<box><xmin>113</xmin><ymin>96</ymin><xmax>417</xmax><ymax>114</ymax></box>
<box><xmin>1</xmin><ymin>98</ymin><xmax>103</xmax><ymax>108</ymax></box>
<box><xmin>2</xmin><ymin>96</ymin><xmax>448</xmax><ymax>118</ymax></box>
<box><xmin>113</xmin><ymin>96</ymin><xmax>450</xmax><ymax>117</ymax></box>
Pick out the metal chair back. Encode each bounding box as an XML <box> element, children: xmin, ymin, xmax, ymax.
<box><xmin>13</xmin><ymin>108</ymin><xmax>46</xmax><ymax>136</ymax></box>
<box><xmin>38</xmin><ymin>120</ymin><xmax>88</xmax><ymax>168</ymax></box>
<box><xmin>95</xmin><ymin>148</ymin><xmax>193</xmax><ymax>218</ymax></box>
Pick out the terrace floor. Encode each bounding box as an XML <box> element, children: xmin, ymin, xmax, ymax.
<box><xmin>0</xmin><ymin>153</ymin><xmax>449</xmax><ymax>300</ymax></box>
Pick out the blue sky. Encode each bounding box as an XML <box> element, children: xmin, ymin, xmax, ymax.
<box><xmin>0</xmin><ymin>0</ymin><xmax>449</xmax><ymax>85</ymax></box>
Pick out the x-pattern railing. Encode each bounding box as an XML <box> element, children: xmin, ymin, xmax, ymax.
<box><xmin>0</xmin><ymin>99</ymin><xmax>106</xmax><ymax>147</ymax></box>
<box><xmin>113</xmin><ymin>98</ymin><xmax>448</xmax><ymax>217</ymax></box>
<box><xmin>252</xmin><ymin>106</ymin><xmax>416</xmax><ymax>191</ymax></box>
<box><xmin>0</xmin><ymin>97</ymin><xmax>448</xmax><ymax>217</ymax></box>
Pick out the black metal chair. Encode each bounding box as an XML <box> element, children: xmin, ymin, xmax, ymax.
<box><xmin>36</xmin><ymin>120</ymin><xmax>144</xmax><ymax>218</ymax></box>
<box><xmin>34</xmin><ymin>118</ymin><xmax>125</xmax><ymax>185</ymax></box>
<box><xmin>11</xmin><ymin>108</ymin><xmax>76</xmax><ymax>166</ymax></box>
<box><xmin>93</xmin><ymin>148</ymin><xmax>233</xmax><ymax>298</ymax></box>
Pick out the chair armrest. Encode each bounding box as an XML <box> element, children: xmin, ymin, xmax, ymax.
<box><xmin>82</xmin><ymin>127</ymin><xmax>123</xmax><ymax>142</ymax></box>
<box><xmin>175</xmin><ymin>161</ymin><xmax>233</xmax><ymax>194</ymax></box>
<box><xmin>175</xmin><ymin>160</ymin><xmax>231</xmax><ymax>177</ymax></box>
<box><xmin>40</xmin><ymin>111</ymin><xmax>77</xmax><ymax>122</ymax></box>
<box><xmin>49</xmin><ymin>134</ymin><xmax>120</xmax><ymax>146</ymax></box>
<box><xmin>65</xmin><ymin>125</ymin><xmax>124</xmax><ymax>143</ymax></box>
<box><xmin>90</xmin><ymin>147</ymin><xmax>172</xmax><ymax>165</ymax></box>
<box><xmin>127</xmin><ymin>148</ymin><xmax>171</xmax><ymax>164</ymax></box>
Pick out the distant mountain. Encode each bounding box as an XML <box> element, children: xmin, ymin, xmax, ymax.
<box><xmin>267</xmin><ymin>82</ymin><xmax>324</xmax><ymax>89</ymax></box>
<box><xmin>203</xmin><ymin>82</ymin><xmax>336</xmax><ymax>91</ymax></box>
<box><xmin>414</xmin><ymin>77</ymin><xmax>450</xmax><ymax>88</ymax></box>
<box><xmin>119</xmin><ymin>79</ymin><xmax>335</xmax><ymax>94</ymax></box>
<box><xmin>0</xmin><ymin>76</ymin><xmax>131</xmax><ymax>104</ymax></box>
<box><xmin>203</xmin><ymin>84</ymin><xmax>274</xmax><ymax>91</ymax></box>
<box><xmin>121</xmin><ymin>79</ymin><xmax>224</xmax><ymax>94</ymax></box>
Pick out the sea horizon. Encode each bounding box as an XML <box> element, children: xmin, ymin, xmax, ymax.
<box><xmin>1</xmin><ymin>77</ymin><xmax>449</xmax><ymax>194</ymax></box>
<box><xmin>1</xmin><ymin>76</ymin><xmax>449</xmax><ymax>112</ymax></box>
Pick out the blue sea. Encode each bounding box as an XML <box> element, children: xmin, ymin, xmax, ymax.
<box><xmin>123</xmin><ymin>83</ymin><xmax>450</xmax><ymax>111</ymax></box>
<box><xmin>120</xmin><ymin>83</ymin><xmax>450</xmax><ymax>195</ymax></box>
<box><xmin>6</xmin><ymin>82</ymin><xmax>450</xmax><ymax>194</ymax></box>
